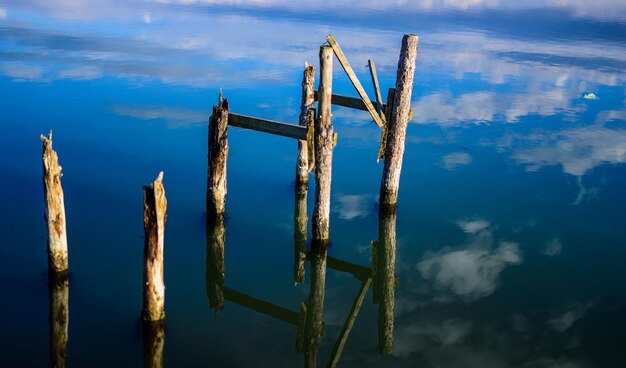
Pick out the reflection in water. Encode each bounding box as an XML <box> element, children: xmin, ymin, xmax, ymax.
<box><xmin>48</xmin><ymin>272</ymin><xmax>68</xmax><ymax>368</ymax></box>
<box><xmin>372</xmin><ymin>206</ymin><xmax>397</xmax><ymax>355</ymax></box>
<box><xmin>142</xmin><ymin>320</ymin><xmax>165</xmax><ymax>368</ymax></box>
<box><xmin>206</xmin><ymin>214</ymin><xmax>226</xmax><ymax>316</ymax></box>
<box><xmin>294</xmin><ymin>182</ymin><xmax>308</xmax><ymax>285</ymax></box>
<box><xmin>302</xmin><ymin>241</ymin><xmax>328</xmax><ymax>368</ymax></box>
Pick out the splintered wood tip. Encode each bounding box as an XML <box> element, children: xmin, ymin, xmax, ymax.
<box><xmin>155</xmin><ymin>171</ymin><xmax>164</xmax><ymax>183</ymax></box>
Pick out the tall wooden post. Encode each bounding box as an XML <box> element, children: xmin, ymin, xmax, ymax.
<box><xmin>293</xmin><ymin>182</ymin><xmax>308</xmax><ymax>285</ymax></box>
<box><xmin>49</xmin><ymin>273</ymin><xmax>69</xmax><ymax>368</ymax></box>
<box><xmin>207</xmin><ymin>94</ymin><xmax>229</xmax><ymax>217</ymax></box>
<box><xmin>206</xmin><ymin>214</ymin><xmax>226</xmax><ymax>316</ymax></box>
<box><xmin>297</xmin><ymin>64</ymin><xmax>315</xmax><ymax>184</ymax></box>
<box><xmin>312</xmin><ymin>46</ymin><xmax>334</xmax><ymax>242</ymax></box>
<box><xmin>380</xmin><ymin>34</ymin><xmax>419</xmax><ymax>206</ymax></box>
<box><xmin>143</xmin><ymin>172</ymin><xmax>167</xmax><ymax>322</ymax></box>
<box><xmin>303</xmin><ymin>243</ymin><xmax>328</xmax><ymax>368</ymax></box>
<box><xmin>374</xmin><ymin>206</ymin><xmax>397</xmax><ymax>355</ymax></box>
<box><xmin>143</xmin><ymin>321</ymin><xmax>165</xmax><ymax>368</ymax></box>
<box><xmin>41</xmin><ymin>131</ymin><xmax>69</xmax><ymax>274</ymax></box>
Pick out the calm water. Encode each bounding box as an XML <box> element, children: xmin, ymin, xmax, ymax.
<box><xmin>1</xmin><ymin>1</ymin><xmax>626</xmax><ymax>367</ymax></box>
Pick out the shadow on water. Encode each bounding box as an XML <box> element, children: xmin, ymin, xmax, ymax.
<box><xmin>205</xmin><ymin>181</ymin><xmax>399</xmax><ymax>366</ymax></box>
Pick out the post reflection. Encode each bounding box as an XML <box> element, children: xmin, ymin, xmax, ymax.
<box><xmin>206</xmin><ymin>214</ymin><xmax>226</xmax><ymax>316</ymax></box>
<box><xmin>294</xmin><ymin>182</ymin><xmax>308</xmax><ymax>285</ymax></box>
<box><xmin>302</xmin><ymin>241</ymin><xmax>328</xmax><ymax>368</ymax></box>
<box><xmin>372</xmin><ymin>205</ymin><xmax>397</xmax><ymax>355</ymax></box>
<box><xmin>142</xmin><ymin>320</ymin><xmax>165</xmax><ymax>368</ymax></box>
<box><xmin>48</xmin><ymin>272</ymin><xmax>69</xmax><ymax>368</ymax></box>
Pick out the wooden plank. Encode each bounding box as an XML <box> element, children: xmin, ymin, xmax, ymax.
<box><xmin>314</xmin><ymin>91</ymin><xmax>385</xmax><ymax>113</ymax></box>
<box><xmin>228</xmin><ymin>113</ymin><xmax>307</xmax><ymax>140</ymax></box>
<box><xmin>224</xmin><ymin>287</ymin><xmax>300</xmax><ymax>326</ymax></box>
<box><xmin>326</xmin><ymin>34</ymin><xmax>385</xmax><ymax>128</ymax></box>
<box><xmin>327</xmin><ymin>278</ymin><xmax>372</xmax><ymax>368</ymax></box>
<box><xmin>368</xmin><ymin>59</ymin><xmax>387</xmax><ymax>125</ymax></box>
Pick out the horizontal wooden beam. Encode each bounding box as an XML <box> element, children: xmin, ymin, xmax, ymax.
<box><xmin>224</xmin><ymin>287</ymin><xmax>300</xmax><ymax>326</ymax></box>
<box><xmin>314</xmin><ymin>91</ymin><xmax>386</xmax><ymax>113</ymax></box>
<box><xmin>228</xmin><ymin>113</ymin><xmax>307</xmax><ymax>140</ymax></box>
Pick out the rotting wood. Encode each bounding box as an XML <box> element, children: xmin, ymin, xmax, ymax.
<box><xmin>228</xmin><ymin>113</ymin><xmax>307</xmax><ymax>140</ymax></box>
<box><xmin>303</xmin><ymin>243</ymin><xmax>328</xmax><ymax>368</ymax></box>
<box><xmin>207</xmin><ymin>96</ymin><xmax>229</xmax><ymax>217</ymax></box>
<box><xmin>40</xmin><ymin>131</ymin><xmax>69</xmax><ymax>274</ymax></box>
<box><xmin>313</xmin><ymin>91</ymin><xmax>385</xmax><ymax>113</ymax></box>
<box><xmin>306</xmin><ymin>110</ymin><xmax>316</xmax><ymax>172</ymax></box>
<box><xmin>380</xmin><ymin>34</ymin><xmax>419</xmax><ymax>206</ymax></box>
<box><xmin>143</xmin><ymin>320</ymin><xmax>165</xmax><ymax>368</ymax></box>
<box><xmin>294</xmin><ymin>182</ymin><xmax>308</xmax><ymax>285</ymax></box>
<box><xmin>312</xmin><ymin>46</ymin><xmax>335</xmax><ymax>242</ymax></box>
<box><xmin>143</xmin><ymin>172</ymin><xmax>167</xmax><ymax>322</ymax></box>
<box><xmin>327</xmin><ymin>278</ymin><xmax>372</xmax><ymax>368</ymax></box>
<box><xmin>297</xmin><ymin>64</ymin><xmax>316</xmax><ymax>183</ymax></box>
<box><xmin>368</xmin><ymin>59</ymin><xmax>386</xmax><ymax>124</ymax></box>
<box><xmin>375</xmin><ymin>205</ymin><xmax>397</xmax><ymax>355</ymax></box>
<box><xmin>377</xmin><ymin>88</ymin><xmax>396</xmax><ymax>161</ymax></box>
<box><xmin>48</xmin><ymin>272</ymin><xmax>68</xmax><ymax>368</ymax></box>
<box><xmin>206</xmin><ymin>214</ymin><xmax>225</xmax><ymax>317</ymax></box>
<box><xmin>326</xmin><ymin>34</ymin><xmax>385</xmax><ymax>128</ymax></box>
<box><xmin>223</xmin><ymin>287</ymin><xmax>300</xmax><ymax>326</ymax></box>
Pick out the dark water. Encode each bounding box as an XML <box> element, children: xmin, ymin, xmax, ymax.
<box><xmin>2</xmin><ymin>1</ymin><xmax>626</xmax><ymax>367</ymax></box>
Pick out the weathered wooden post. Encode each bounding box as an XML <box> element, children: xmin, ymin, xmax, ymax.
<box><xmin>312</xmin><ymin>46</ymin><xmax>334</xmax><ymax>243</ymax></box>
<box><xmin>206</xmin><ymin>214</ymin><xmax>226</xmax><ymax>316</ymax></box>
<box><xmin>142</xmin><ymin>172</ymin><xmax>167</xmax><ymax>322</ymax></box>
<box><xmin>293</xmin><ymin>182</ymin><xmax>308</xmax><ymax>285</ymax></box>
<box><xmin>143</xmin><ymin>320</ymin><xmax>165</xmax><ymax>368</ymax></box>
<box><xmin>48</xmin><ymin>273</ymin><xmax>69</xmax><ymax>368</ymax></box>
<box><xmin>379</xmin><ymin>34</ymin><xmax>419</xmax><ymax>206</ymax></box>
<box><xmin>297</xmin><ymin>64</ymin><xmax>315</xmax><ymax>184</ymax></box>
<box><xmin>207</xmin><ymin>94</ymin><xmax>229</xmax><ymax>217</ymax></box>
<box><xmin>41</xmin><ymin>131</ymin><xmax>69</xmax><ymax>274</ymax></box>
<box><xmin>303</xmin><ymin>244</ymin><xmax>328</xmax><ymax>368</ymax></box>
<box><xmin>374</xmin><ymin>206</ymin><xmax>397</xmax><ymax>355</ymax></box>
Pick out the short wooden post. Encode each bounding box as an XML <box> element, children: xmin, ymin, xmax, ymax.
<box><xmin>297</xmin><ymin>64</ymin><xmax>315</xmax><ymax>184</ymax></box>
<box><xmin>207</xmin><ymin>94</ymin><xmax>229</xmax><ymax>217</ymax></box>
<box><xmin>48</xmin><ymin>272</ymin><xmax>69</xmax><ymax>368</ymax></box>
<box><xmin>303</xmin><ymin>244</ymin><xmax>328</xmax><ymax>368</ymax></box>
<box><xmin>312</xmin><ymin>46</ymin><xmax>334</xmax><ymax>242</ymax></box>
<box><xmin>379</xmin><ymin>34</ymin><xmax>419</xmax><ymax>206</ymax></box>
<box><xmin>294</xmin><ymin>182</ymin><xmax>308</xmax><ymax>285</ymax></box>
<box><xmin>375</xmin><ymin>206</ymin><xmax>397</xmax><ymax>355</ymax></box>
<box><xmin>143</xmin><ymin>320</ymin><xmax>165</xmax><ymax>368</ymax></box>
<box><xmin>206</xmin><ymin>214</ymin><xmax>226</xmax><ymax>316</ymax></box>
<box><xmin>41</xmin><ymin>131</ymin><xmax>69</xmax><ymax>274</ymax></box>
<box><xmin>142</xmin><ymin>172</ymin><xmax>167</xmax><ymax>322</ymax></box>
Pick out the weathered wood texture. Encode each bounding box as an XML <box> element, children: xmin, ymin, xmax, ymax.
<box><xmin>313</xmin><ymin>91</ymin><xmax>385</xmax><ymax>113</ymax></box>
<box><xmin>142</xmin><ymin>172</ymin><xmax>167</xmax><ymax>322</ymax></box>
<box><xmin>49</xmin><ymin>273</ymin><xmax>69</xmax><ymax>368</ymax></box>
<box><xmin>224</xmin><ymin>287</ymin><xmax>299</xmax><ymax>326</ymax></box>
<box><xmin>380</xmin><ymin>34</ymin><xmax>419</xmax><ymax>205</ymax></box>
<box><xmin>375</xmin><ymin>206</ymin><xmax>397</xmax><ymax>355</ymax></box>
<box><xmin>328</xmin><ymin>278</ymin><xmax>372</xmax><ymax>368</ymax></box>
<box><xmin>326</xmin><ymin>35</ymin><xmax>385</xmax><ymax>128</ymax></box>
<box><xmin>377</xmin><ymin>88</ymin><xmax>396</xmax><ymax>161</ymax></box>
<box><xmin>368</xmin><ymin>59</ymin><xmax>386</xmax><ymax>124</ymax></box>
<box><xmin>143</xmin><ymin>320</ymin><xmax>165</xmax><ymax>368</ymax></box>
<box><xmin>228</xmin><ymin>113</ymin><xmax>306</xmax><ymax>140</ymax></box>
<box><xmin>41</xmin><ymin>131</ymin><xmax>69</xmax><ymax>274</ymax></box>
<box><xmin>297</xmin><ymin>64</ymin><xmax>316</xmax><ymax>183</ymax></box>
<box><xmin>207</xmin><ymin>97</ymin><xmax>229</xmax><ymax>217</ymax></box>
<box><xmin>312</xmin><ymin>46</ymin><xmax>335</xmax><ymax>242</ymax></box>
<box><xmin>304</xmin><ymin>243</ymin><xmax>328</xmax><ymax>368</ymax></box>
<box><xmin>294</xmin><ymin>182</ymin><xmax>308</xmax><ymax>285</ymax></box>
<box><xmin>206</xmin><ymin>214</ymin><xmax>225</xmax><ymax>316</ymax></box>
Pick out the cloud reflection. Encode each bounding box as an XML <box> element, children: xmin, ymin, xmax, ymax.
<box><xmin>333</xmin><ymin>194</ymin><xmax>375</xmax><ymax>220</ymax></box>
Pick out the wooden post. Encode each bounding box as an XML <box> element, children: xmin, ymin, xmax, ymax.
<box><xmin>206</xmin><ymin>214</ymin><xmax>226</xmax><ymax>316</ymax></box>
<box><xmin>297</xmin><ymin>64</ymin><xmax>315</xmax><ymax>184</ymax></box>
<box><xmin>312</xmin><ymin>46</ymin><xmax>335</xmax><ymax>243</ymax></box>
<box><xmin>143</xmin><ymin>172</ymin><xmax>167</xmax><ymax>322</ymax></box>
<box><xmin>207</xmin><ymin>94</ymin><xmax>229</xmax><ymax>217</ymax></box>
<box><xmin>41</xmin><ymin>131</ymin><xmax>68</xmax><ymax>274</ymax></box>
<box><xmin>143</xmin><ymin>321</ymin><xmax>165</xmax><ymax>368</ymax></box>
<box><xmin>303</xmin><ymin>243</ymin><xmax>328</xmax><ymax>368</ymax></box>
<box><xmin>379</xmin><ymin>34</ymin><xmax>419</xmax><ymax>206</ymax></box>
<box><xmin>294</xmin><ymin>182</ymin><xmax>308</xmax><ymax>285</ymax></box>
<box><xmin>375</xmin><ymin>206</ymin><xmax>397</xmax><ymax>355</ymax></box>
<box><xmin>48</xmin><ymin>272</ymin><xmax>69</xmax><ymax>368</ymax></box>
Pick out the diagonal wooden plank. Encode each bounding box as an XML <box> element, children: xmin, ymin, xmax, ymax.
<box><xmin>228</xmin><ymin>113</ymin><xmax>307</xmax><ymax>140</ymax></box>
<box><xmin>326</xmin><ymin>34</ymin><xmax>385</xmax><ymax>128</ymax></box>
<box><xmin>313</xmin><ymin>91</ymin><xmax>386</xmax><ymax>113</ymax></box>
<box><xmin>368</xmin><ymin>59</ymin><xmax>387</xmax><ymax>125</ymax></box>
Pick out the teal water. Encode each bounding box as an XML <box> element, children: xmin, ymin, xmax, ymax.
<box><xmin>1</xmin><ymin>1</ymin><xmax>626</xmax><ymax>367</ymax></box>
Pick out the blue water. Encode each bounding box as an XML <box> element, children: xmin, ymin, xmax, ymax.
<box><xmin>1</xmin><ymin>1</ymin><xmax>626</xmax><ymax>367</ymax></box>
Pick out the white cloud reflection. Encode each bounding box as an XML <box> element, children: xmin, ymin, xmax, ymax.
<box><xmin>441</xmin><ymin>152</ymin><xmax>472</xmax><ymax>170</ymax></box>
<box><xmin>112</xmin><ymin>105</ymin><xmax>207</xmax><ymax>128</ymax></box>
<box><xmin>332</xmin><ymin>194</ymin><xmax>375</xmax><ymax>220</ymax></box>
